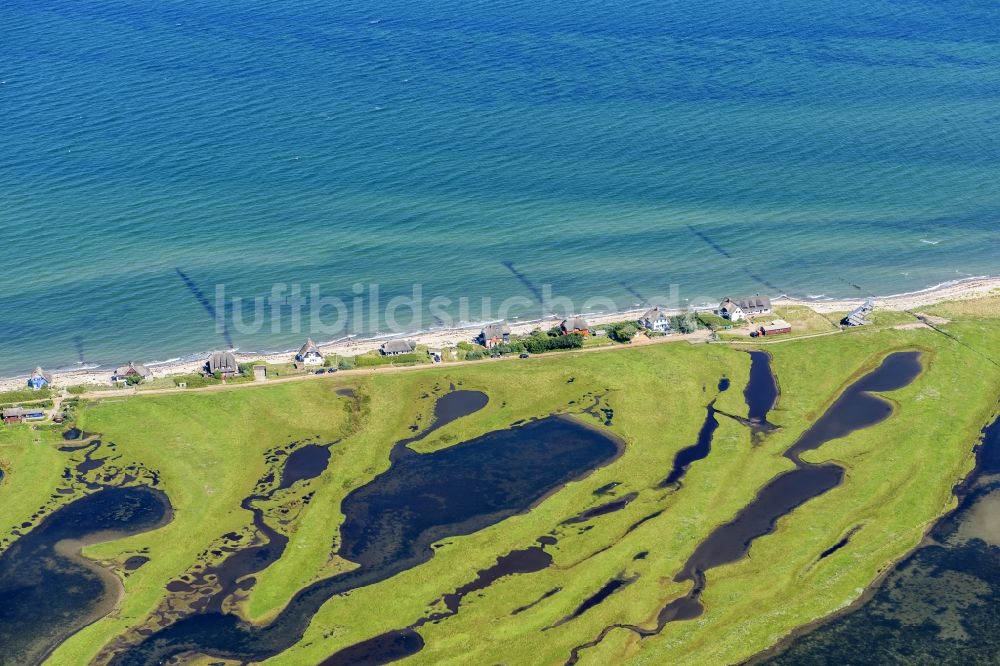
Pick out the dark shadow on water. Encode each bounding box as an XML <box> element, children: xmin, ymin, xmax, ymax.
<box><xmin>175</xmin><ymin>268</ymin><xmax>233</xmax><ymax>349</ymax></box>
<box><xmin>500</xmin><ymin>261</ymin><xmax>543</xmax><ymax>304</ymax></box>
<box><xmin>0</xmin><ymin>487</ymin><xmax>171</xmax><ymax>666</ymax></box>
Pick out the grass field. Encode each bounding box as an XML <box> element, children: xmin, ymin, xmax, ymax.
<box><xmin>716</xmin><ymin>305</ymin><xmax>841</xmax><ymax>341</ymax></box>
<box><xmin>1</xmin><ymin>296</ymin><xmax>998</xmax><ymax>666</ymax></box>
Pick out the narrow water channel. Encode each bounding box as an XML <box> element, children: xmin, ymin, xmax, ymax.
<box><xmin>762</xmin><ymin>412</ymin><xmax>1000</xmax><ymax>665</ymax></box>
<box><xmin>323</xmin><ymin>541</ymin><xmax>556</xmax><ymax>665</ymax></box>
<box><xmin>566</xmin><ymin>351</ymin><xmax>923</xmax><ymax>664</ymax></box>
<box><xmin>198</xmin><ymin>442</ymin><xmax>335</xmax><ymax>615</ymax></box>
<box><xmin>110</xmin><ymin>395</ymin><xmax>623</xmax><ymax>665</ymax></box>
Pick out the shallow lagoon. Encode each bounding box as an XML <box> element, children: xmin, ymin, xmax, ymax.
<box><xmin>0</xmin><ymin>486</ymin><xmax>170</xmax><ymax>666</ymax></box>
<box><xmin>111</xmin><ymin>402</ymin><xmax>623</xmax><ymax>665</ymax></box>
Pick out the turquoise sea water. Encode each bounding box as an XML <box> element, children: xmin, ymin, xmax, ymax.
<box><xmin>2</xmin><ymin>0</ymin><xmax>999</xmax><ymax>377</ymax></box>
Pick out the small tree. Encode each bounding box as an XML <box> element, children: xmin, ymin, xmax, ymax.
<box><xmin>606</xmin><ymin>322</ymin><xmax>637</xmax><ymax>343</ymax></box>
<box><xmin>671</xmin><ymin>311</ymin><xmax>699</xmax><ymax>334</ymax></box>
<box><xmin>125</xmin><ymin>374</ymin><xmax>143</xmax><ymax>386</ymax></box>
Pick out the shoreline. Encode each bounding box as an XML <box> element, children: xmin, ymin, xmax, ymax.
<box><xmin>743</xmin><ymin>407</ymin><xmax>1000</xmax><ymax>665</ymax></box>
<box><xmin>2</xmin><ymin>275</ymin><xmax>997</xmax><ymax>393</ymax></box>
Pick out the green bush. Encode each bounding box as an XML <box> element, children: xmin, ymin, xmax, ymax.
<box><xmin>492</xmin><ymin>340</ymin><xmax>528</xmax><ymax>355</ymax></box>
<box><xmin>337</xmin><ymin>357</ymin><xmax>356</xmax><ymax>371</ymax></box>
<box><xmin>671</xmin><ymin>311</ymin><xmax>700</xmax><ymax>333</ymax></box>
<box><xmin>66</xmin><ymin>385</ymin><xmax>87</xmax><ymax>395</ymax></box>
<box><xmin>521</xmin><ymin>332</ymin><xmax>584</xmax><ymax>354</ymax></box>
<box><xmin>605</xmin><ymin>322</ymin><xmax>638</xmax><ymax>343</ymax></box>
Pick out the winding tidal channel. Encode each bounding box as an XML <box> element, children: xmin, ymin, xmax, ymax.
<box><xmin>0</xmin><ymin>352</ymin><xmax>941</xmax><ymax>666</ymax></box>
<box><xmin>107</xmin><ymin>390</ymin><xmax>623</xmax><ymax>665</ymax></box>
<box><xmin>567</xmin><ymin>351</ymin><xmax>925</xmax><ymax>663</ymax></box>
<box><xmin>0</xmin><ymin>485</ymin><xmax>170</xmax><ymax>666</ymax></box>
<box><xmin>764</xmin><ymin>411</ymin><xmax>1000</xmax><ymax>664</ymax></box>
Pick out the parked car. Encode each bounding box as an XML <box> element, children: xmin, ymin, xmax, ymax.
<box><xmin>326</xmin><ymin>367</ymin><xmax>338</xmax><ymax>373</ymax></box>
<box><xmin>314</xmin><ymin>369</ymin><xmax>325</xmax><ymax>375</ymax></box>
<box><xmin>519</xmin><ymin>353</ymin><xmax>530</xmax><ymax>359</ymax></box>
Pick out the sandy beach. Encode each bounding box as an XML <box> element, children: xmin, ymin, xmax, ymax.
<box><xmin>3</xmin><ymin>276</ymin><xmax>997</xmax><ymax>393</ymax></box>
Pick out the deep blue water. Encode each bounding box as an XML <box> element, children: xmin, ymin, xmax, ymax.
<box><xmin>2</xmin><ymin>0</ymin><xmax>998</xmax><ymax>376</ymax></box>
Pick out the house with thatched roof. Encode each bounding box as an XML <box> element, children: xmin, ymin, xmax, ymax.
<box><xmin>638</xmin><ymin>307</ymin><xmax>672</xmax><ymax>333</ymax></box>
<box><xmin>478</xmin><ymin>322</ymin><xmax>511</xmax><ymax>348</ymax></box>
<box><xmin>3</xmin><ymin>406</ymin><xmax>46</xmax><ymax>424</ymax></box>
<box><xmin>206</xmin><ymin>351</ymin><xmax>240</xmax><ymax>377</ymax></box>
<box><xmin>112</xmin><ymin>361</ymin><xmax>153</xmax><ymax>384</ymax></box>
<box><xmin>296</xmin><ymin>338</ymin><xmax>324</xmax><ymax>365</ymax></box>
<box><xmin>560</xmin><ymin>316</ymin><xmax>590</xmax><ymax>336</ymax></box>
<box><xmin>718</xmin><ymin>296</ymin><xmax>771</xmax><ymax>322</ymax></box>
<box><xmin>27</xmin><ymin>367</ymin><xmax>53</xmax><ymax>390</ymax></box>
<box><xmin>379</xmin><ymin>340</ymin><xmax>416</xmax><ymax>356</ymax></box>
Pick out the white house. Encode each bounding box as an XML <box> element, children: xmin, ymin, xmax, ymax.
<box><xmin>718</xmin><ymin>296</ymin><xmax>771</xmax><ymax>322</ymax></box>
<box><xmin>844</xmin><ymin>298</ymin><xmax>875</xmax><ymax>326</ymax></box>
<box><xmin>638</xmin><ymin>307</ymin><xmax>672</xmax><ymax>333</ymax></box>
<box><xmin>296</xmin><ymin>338</ymin><xmax>324</xmax><ymax>365</ymax></box>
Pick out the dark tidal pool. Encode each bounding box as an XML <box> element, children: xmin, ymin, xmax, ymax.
<box><xmin>111</xmin><ymin>405</ymin><xmax>622</xmax><ymax>665</ymax></box>
<box><xmin>0</xmin><ymin>486</ymin><xmax>170</xmax><ymax>666</ymax></box>
<box><xmin>763</xmin><ymin>412</ymin><xmax>1000</xmax><ymax>665</ymax></box>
